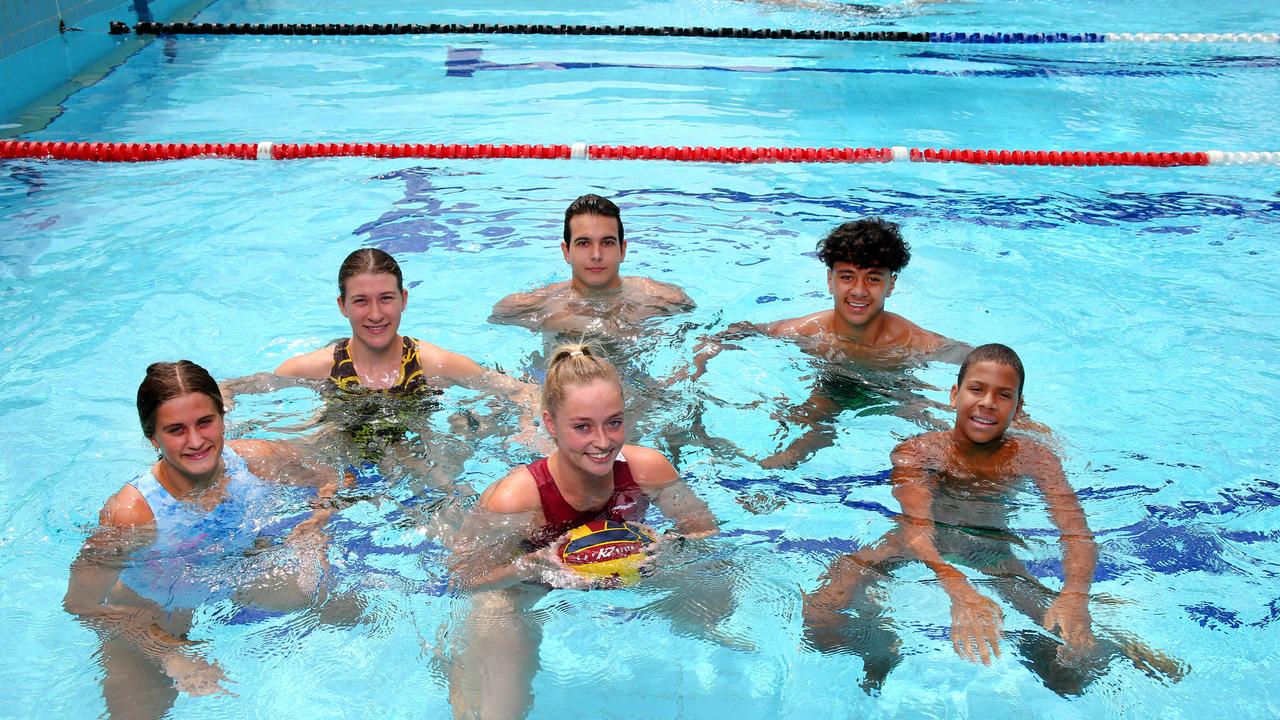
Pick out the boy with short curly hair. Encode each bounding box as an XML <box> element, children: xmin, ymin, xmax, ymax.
<box><xmin>681</xmin><ymin>217</ymin><xmax>966</xmax><ymax>467</ymax></box>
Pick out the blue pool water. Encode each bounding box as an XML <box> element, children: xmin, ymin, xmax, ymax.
<box><xmin>2</xmin><ymin>1</ymin><xmax>1279</xmax><ymax>717</ymax></box>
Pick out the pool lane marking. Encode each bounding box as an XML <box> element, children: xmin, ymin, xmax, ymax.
<box><xmin>442</xmin><ymin>47</ymin><xmax>1245</xmax><ymax>80</ymax></box>
<box><xmin>113</xmin><ymin>22</ymin><xmax>1280</xmax><ymax>45</ymax></box>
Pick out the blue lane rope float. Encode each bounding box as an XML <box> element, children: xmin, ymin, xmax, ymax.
<box><xmin>107</xmin><ymin>21</ymin><xmax>1280</xmax><ymax>44</ymax></box>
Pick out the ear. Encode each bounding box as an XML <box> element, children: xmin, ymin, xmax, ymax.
<box><xmin>618</xmin><ymin>238</ymin><xmax>627</xmax><ymax>261</ymax></box>
<box><xmin>542</xmin><ymin>410</ymin><xmax>555</xmax><ymax>438</ymax></box>
<box><xmin>400</xmin><ymin>288</ymin><xmax>408</xmax><ymax>307</ymax></box>
<box><xmin>885</xmin><ymin>273</ymin><xmax>897</xmax><ymax>297</ymax></box>
<box><xmin>949</xmin><ymin>384</ymin><xmax>958</xmax><ymax>409</ymax></box>
<box><xmin>337</xmin><ymin>295</ymin><xmax>349</xmax><ymax>318</ymax></box>
<box><xmin>561</xmin><ymin>242</ymin><xmax>571</xmax><ymax>264</ymax></box>
<box><xmin>826</xmin><ymin>268</ymin><xmax>836</xmax><ymax>294</ymax></box>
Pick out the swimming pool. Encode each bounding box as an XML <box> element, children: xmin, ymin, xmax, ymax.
<box><xmin>2</xmin><ymin>0</ymin><xmax>1279</xmax><ymax>717</ymax></box>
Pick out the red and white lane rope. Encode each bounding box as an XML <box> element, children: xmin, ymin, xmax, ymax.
<box><xmin>1</xmin><ymin>141</ymin><xmax>1277</xmax><ymax>166</ymax></box>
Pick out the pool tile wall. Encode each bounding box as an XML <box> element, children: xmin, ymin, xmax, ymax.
<box><xmin>1</xmin><ymin>0</ymin><xmax>122</xmax><ymax>59</ymax></box>
<box><xmin>0</xmin><ymin>0</ymin><xmax>210</xmax><ymax>132</ymax></box>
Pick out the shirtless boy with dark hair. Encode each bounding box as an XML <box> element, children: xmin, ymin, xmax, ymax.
<box><xmin>682</xmin><ymin>217</ymin><xmax>968</xmax><ymax>468</ymax></box>
<box><xmin>489</xmin><ymin>193</ymin><xmax>694</xmax><ymax>342</ymax></box>
<box><xmin>801</xmin><ymin>344</ymin><xmax>1184</xmax><ymax>694</ymax></box>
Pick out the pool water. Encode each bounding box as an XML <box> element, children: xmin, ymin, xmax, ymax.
<box><xmin>2</xmin><ymin>1</ymin><xmax>1279</xmax><ymax>718</ymax></box>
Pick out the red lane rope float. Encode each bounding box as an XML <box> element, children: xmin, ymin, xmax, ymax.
<box><xmin>2</xmin><ymin>141</ymin><xmax>1273</xmax><ymax>166</ymax></box>
<box><xmin>586</xmin><ymin>145</ymin><xmax>892</xmax><ymax>162</ymax></box>
<box><xmin>270</xmin><ymin>142</ymin><xmax>573</xmax><ymax>159</ymax></box>
<box><xmin>914</xmin><ymin>147</ymin><xmax>1212</xmax><ymax>167</ymax></box>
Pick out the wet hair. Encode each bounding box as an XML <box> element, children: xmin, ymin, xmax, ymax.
<box><xmin>338</xmin><ymin>248</ymin><xmax>403</xmax><ymax>299</ymax></box>
<box><xmin>815</xmin><ymin>218</ymin><xmax>911</xmax><ymax>272</ymax></box>
<box><xmin>137</xmin><ymin>360</ymin><xmax>225</xmax><ymax>438</ymax></box>
<box><xmin>542</xmin><ymin>343</ymin><xmax>624</xmax><ymax>417</ymax></box>
<box><xmin>957</xmin><ymin>343</ymin><xmax>1025</xmax><ymax>398</ymax></box>
<box><xmin>563</xmin><ymin>194</ymin><xmax>625</xmax><ymax>246</ymax></box>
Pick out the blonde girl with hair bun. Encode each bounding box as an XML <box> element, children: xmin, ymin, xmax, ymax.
<box><xmin>446</xmin><ymin>342</ymin><xmax>718</xmax><ymax>720</ymax></box>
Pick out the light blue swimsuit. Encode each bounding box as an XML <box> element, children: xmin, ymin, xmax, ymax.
<box><xmin>120</xmin><ymin>446</ymin><xmax>293</xmax><ymax>611</ymax></box>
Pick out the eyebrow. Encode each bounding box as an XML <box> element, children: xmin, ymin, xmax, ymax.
<box><xmin>568</xmin><ymin>413</ymin><xmax>624</xmax><ymax>421</ymax></box>
<box><xmin>967</xmin><ymin>381</ymin><xmax>1017</xmax><ymax>392</ymax></box>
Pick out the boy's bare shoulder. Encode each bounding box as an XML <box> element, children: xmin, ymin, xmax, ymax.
<box><xmin>1008</xmin><ymin>433</ymin><xmax>1063</xmax><ymax>470</ymax></box>
<box><xmin>491</xmin><ymin>282</ymin><xmax>569</xmax><ymax>317</ymax></box>
<box><xmin>761</xmin><ymin>310</ymin><xmax>829</xmax><ymax>338</ymax></box>
<box><xmin>882</xmin><ymin>312</ymin><xmax>949</xmax><ymax>353</ymax></box>
<box><xmin>627</xmin><ymin>276</ymin><xmax>694</xmax><ymax>309</ymax></box>
<box><xmin>891</xmin><ymin>431</ymin><xmax>948</xmax><ymax>465</ymax></box>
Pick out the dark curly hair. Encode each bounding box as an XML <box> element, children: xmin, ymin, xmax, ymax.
<box><xmin>815</xmin><ymin>218</ymin><xmax>911</xmax><ymax>272</ymax></box>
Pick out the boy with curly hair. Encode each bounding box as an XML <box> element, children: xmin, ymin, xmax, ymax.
<box><xmin>681</xmin><ymin>218</ymin><xmax>967</xmax><ymax>467</ymax></box>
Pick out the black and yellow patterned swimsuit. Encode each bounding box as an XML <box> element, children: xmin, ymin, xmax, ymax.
<box><xmin>327</xmin><ymin>335</ymin><xmax>430</xmax><ymax>394</ymax></box>
<box><xmin>324</xmin><ymin>336</ymin><xmax>442</xmax><ymax>459</ymax></box>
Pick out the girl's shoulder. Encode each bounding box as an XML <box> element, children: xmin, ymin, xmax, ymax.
<box><xmin>480</xmin><ymin>464</ymin><xmax>542</xmax><ymax>515</ymax></box>
<box><xmin>620</xmin><ymin>445</ymin><xmax>678</xmax><ymax>488</ymax></box>
<box><xmin>101</xmin><ymin>480</ymin><xmax>155</xmax><ymax>528</ymax></box>
<box><xmin>274</xmin><ymin>343</ymin><xmax>339</xmax><ymax>379</ymax></box>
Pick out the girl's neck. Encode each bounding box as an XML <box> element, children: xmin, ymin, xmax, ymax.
<box><xmin>348</xmin><ymin>334</ymin><xmax>406</xmax><ymax>386</ymax></box>
<box><xmin>547</xmin><ymin>451</ymin><xmax>614</xmax><ymax>509</ymax></box>
<box><xmin>155</xmin><ymin>454</ymin><xmax>225</xmax><ymax>500</ymax></box>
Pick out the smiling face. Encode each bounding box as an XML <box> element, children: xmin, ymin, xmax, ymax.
<box><xmin>337</xmin><ymin>271</ymin><xmax>407</xmax><ymax>351</ymax></box>
<box><xmin>150</xmin><ymin>392</ymin><xmax>226</xmax><ymax>483</ymax></box>
<box><xmin>827</xmin><ymin>262</ymin><xmax>895</xmax><ymax>333</ymax></box>
<box><xmin>544</xmin><ymin>379</ymin><xmax>627</xmax><ymax>480</ymax></box>
<box><xmin>562</xmin><ymin>213</ymin><xmax>626</xmax><ymax>292</ymax></box>
<box><xmin>949</xmin><ymin>360</ymin><xmax>1023</xmax><ymax>447</ymax></box>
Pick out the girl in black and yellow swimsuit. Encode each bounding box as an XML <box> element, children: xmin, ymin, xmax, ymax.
<box><xmin>323</xmin><ymin>334</ymin><xmax>443</xmax><ymax>459</ymax></box>
<box><xmin>224</xmin><ymin>248</ymin><xmax>539</xmax><ymax>462</ymax></box>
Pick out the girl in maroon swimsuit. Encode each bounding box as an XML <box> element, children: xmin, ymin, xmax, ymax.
<box><xmin>447</xmin><ymin>342</ymin><xmax>718</xmax><ymax>720</ymax></box>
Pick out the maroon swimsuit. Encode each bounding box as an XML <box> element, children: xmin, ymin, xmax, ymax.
<box><xmin>527</xmin><ymin>455</ymin><xmax>650</xmax><ymax>548</ymax></box>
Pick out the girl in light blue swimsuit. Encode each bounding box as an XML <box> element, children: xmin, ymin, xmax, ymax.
<box><xmin>64</xmin><ymin>360</ymin><xmax>339</xmax><ymax>719</ymax></box>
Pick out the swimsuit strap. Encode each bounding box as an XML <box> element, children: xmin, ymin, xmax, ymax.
<box><xmin>612</xmin><ymin>455</ymin><xmax>638</xmax><ymax>493</ymax></box>
<box><xmin>127</xmin><ymin>468</ymin><xmax>181</xmax><ymax>530</ymax></box>
<box><xmin>327</xmin><ymin>336</ymin><xmax>430</xmax><ymax>395</ymax></box>
<box><xmin>529</xmin><ymin>457</ymin><xmax>580</xmax><ymax>529</ymax></box>
<box><xmin>396</xmin><ymin>336</ymin><xmax>429</xmax><ymax>394</ymax></box>
<box><xmin>220</xmin><ymin>445</ymin><xmax>265</xmax><ymax>498</ymax></box>
<box><xmin>328</xmin><ymin>338</ymin><xmax>360</xmax><ymax>391</ymax></box>
<box><xmin>126</xmin><ymin>446</ymin><xmax>263</xmax><ymax>536</ymax></box>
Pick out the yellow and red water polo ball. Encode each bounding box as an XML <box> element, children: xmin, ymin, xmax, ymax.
<box><xmin>558</xmin><ymin>520</ymin><xmax>656</xmax><ymax>586</ymax></box>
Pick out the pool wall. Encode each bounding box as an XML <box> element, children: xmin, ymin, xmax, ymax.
<box><xmin>0</xmin><ymin>0</ymin><xmax>212</xmax><ymax>132</ymax></box>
